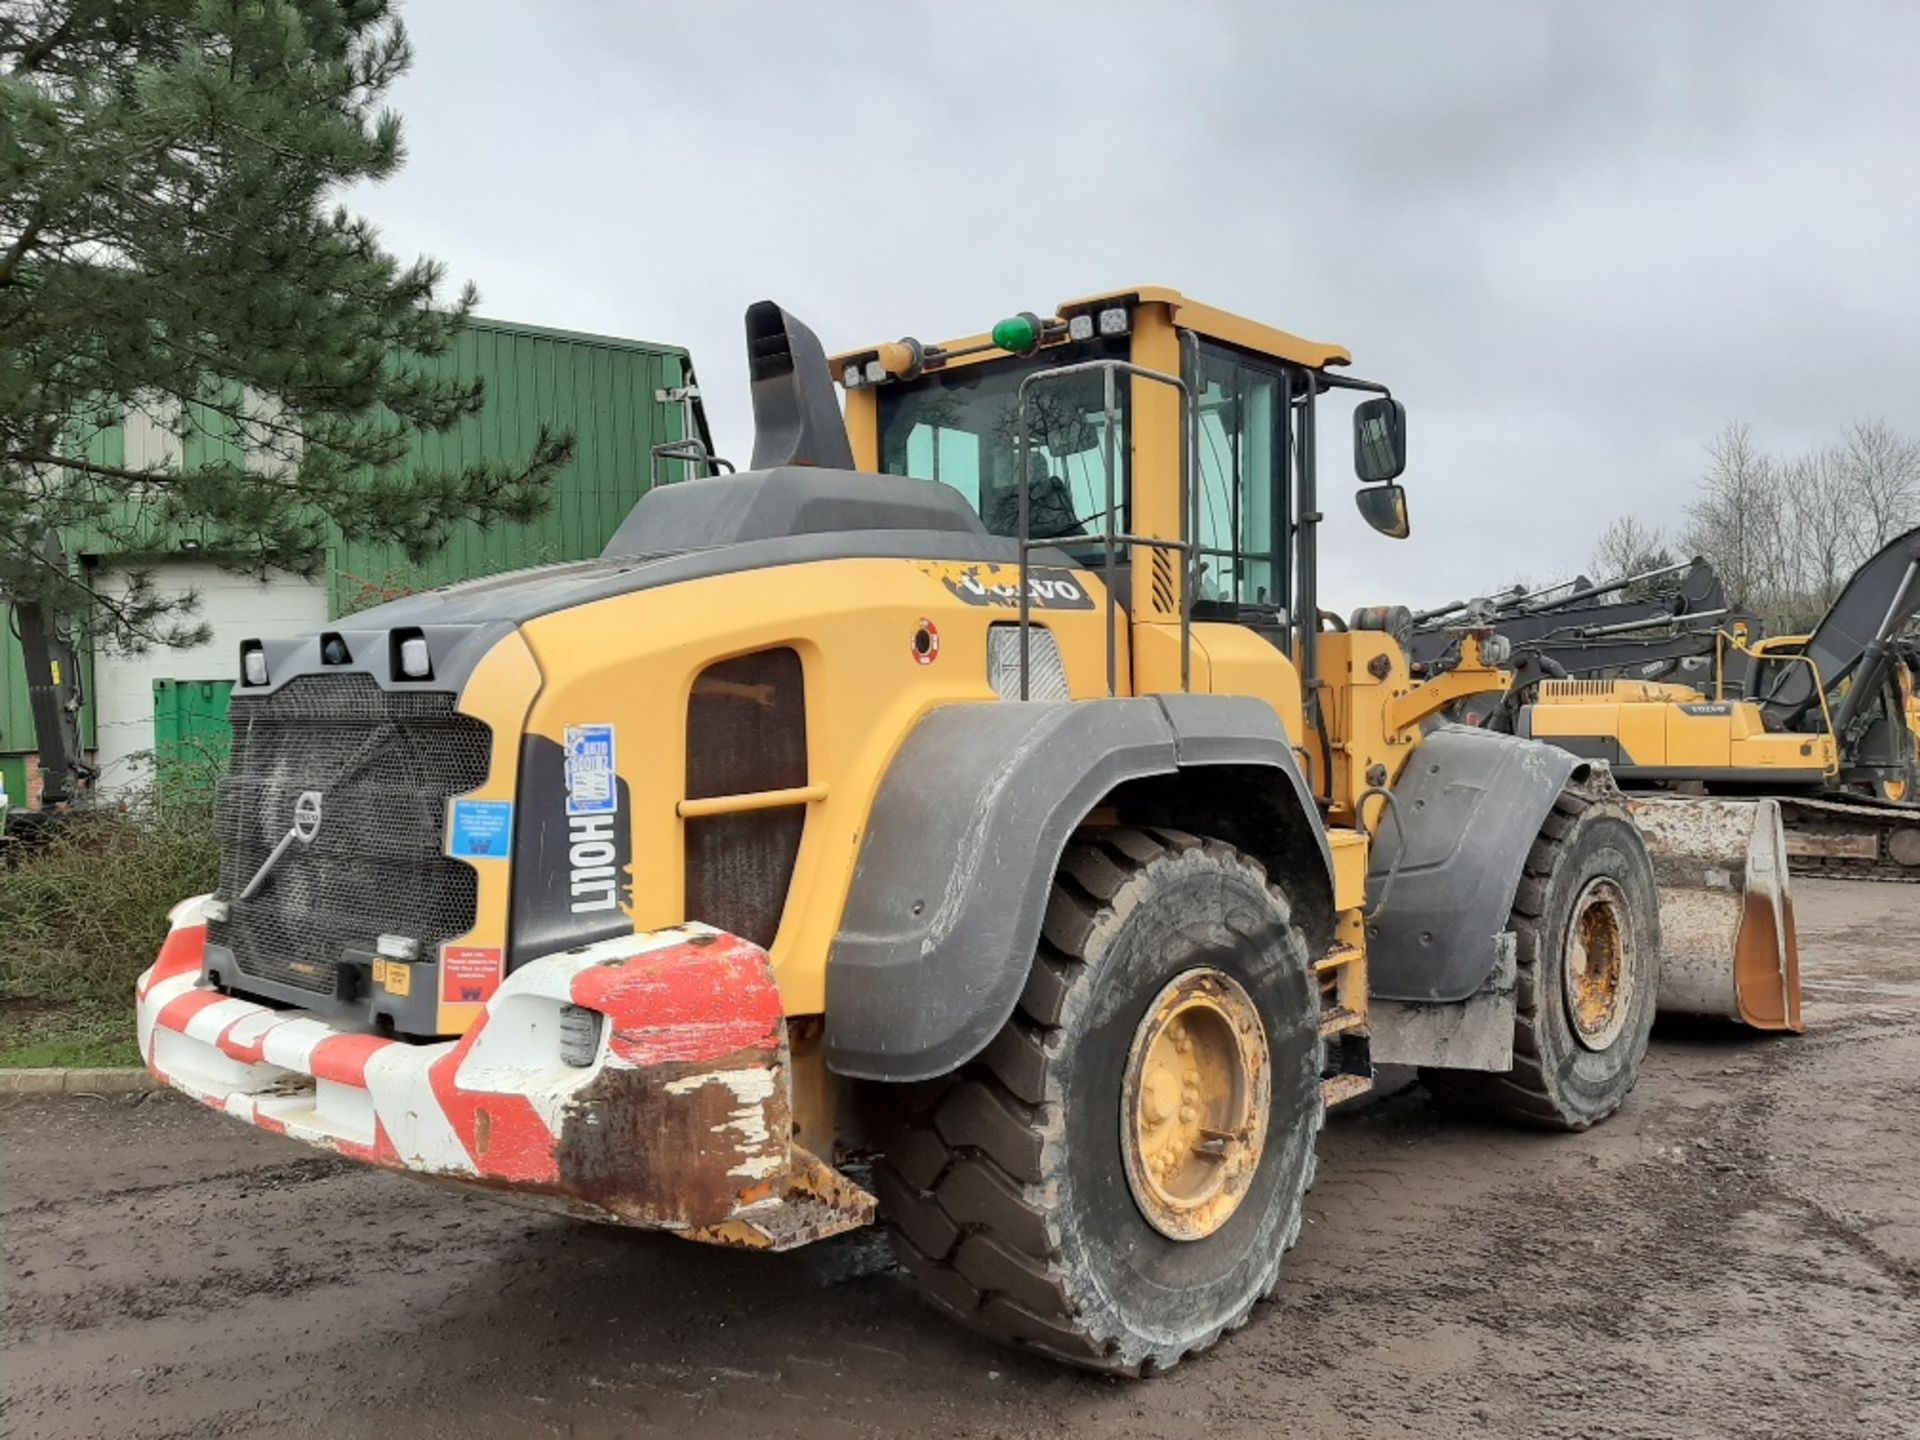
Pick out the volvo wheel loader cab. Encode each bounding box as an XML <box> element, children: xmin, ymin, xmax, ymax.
<box><xmin>139</xmin><ymin>288</ymin><xmax>1667</xmax><ymax>1376</ymax></box>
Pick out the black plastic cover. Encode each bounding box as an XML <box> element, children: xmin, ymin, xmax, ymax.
<box><xmin>824</xmin><ymin>695</ymin><xmax>1328</xmax><ymax>1082</ymax></box>
<box><xmin>601</xmin><ymin>467</ymin><xmax>988</xmax><ymax>556</ymax></box>
<box><xmin>1365</xmin><ymin>725</ymin><xmax>1581</xmax><ymax>1004</ymax></box>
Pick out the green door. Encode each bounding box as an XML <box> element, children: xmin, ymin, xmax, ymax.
<box><xmin>151</xmin><ymin>679</ymin><xmax>234</xmax><ymax>791</ymax></box>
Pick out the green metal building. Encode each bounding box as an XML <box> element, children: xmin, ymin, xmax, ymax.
<box><xmin>1</xmin><ymin>316</ymin><xmax>694</xmax><ymax>801</ymax></box>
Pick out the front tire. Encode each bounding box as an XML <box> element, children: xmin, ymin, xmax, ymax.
<box><xmin>876</xmin><ymin>827</ymin><xmax>1322</xmax><ymax>1375</ymax></box>
<box><xmin>1423</xmin><ymin>780</ymin><xmax>1661</xmax><ymax>1131</ymax></box>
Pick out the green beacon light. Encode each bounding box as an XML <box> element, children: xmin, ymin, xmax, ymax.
<box><xmin>991</xmin><ymin>312</ymin><xmax>1042</xmax><ymax>355</ymax></box>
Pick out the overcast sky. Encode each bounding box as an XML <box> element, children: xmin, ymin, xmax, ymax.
<box><xmin>358</xmin><ymin>1</ymin><xmax>1919</xmax><ymax>611</ymax></box>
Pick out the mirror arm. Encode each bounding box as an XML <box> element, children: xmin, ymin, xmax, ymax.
<box><xmin>1317</xmin><ymin>371</ymin><xmax>1393</xmax><ymax>398</ymax></box>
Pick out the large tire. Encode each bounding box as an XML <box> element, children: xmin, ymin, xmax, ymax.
<box><xmin>875</xmin><ymin>827</ymin><xmax>1322</xmax><ymax>1375</ymax></box>
<box><xmin>1422</xmin><ymin>781</ymin><xmax>1660</xmax><ymax>1131</ymax></box>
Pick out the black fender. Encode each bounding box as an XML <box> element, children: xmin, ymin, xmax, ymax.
<box><xmin>1365</xmin><ymin>725</ymin><xmax>1584</xmax><ymax>1004</ymax></box>
<box><xmin>825</xmin><ymin>695</ymin><xmax>1329</xmax><ymax>1082</ymax></box>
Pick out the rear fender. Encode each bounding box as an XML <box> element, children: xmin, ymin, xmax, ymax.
<box><xmin>824</xmin><ymin>695</ymin><xmax>1328</xmax><ymax>1082</ymax></box>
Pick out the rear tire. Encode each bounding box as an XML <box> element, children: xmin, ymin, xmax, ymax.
<box><xmin>876</xmin><ymin>827</ymin><xmax>1322</xmax><ymax>1375</ymax></box>
<box><xmin>1422</xmin><ymin>781</ymin><xmax>1660</xmax><ymax>1131</ymax></box>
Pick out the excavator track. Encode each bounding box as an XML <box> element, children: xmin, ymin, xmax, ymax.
<box><xmin>1776</xmin><ymin>794</ymin><xmax>1920</xmax><ymax>883</ymax></box>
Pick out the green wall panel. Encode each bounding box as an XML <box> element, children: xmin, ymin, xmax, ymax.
<box><xmin>2</xmin><ymin>317</ymin><xmax>690</xmax><ymax>761</ymax></box>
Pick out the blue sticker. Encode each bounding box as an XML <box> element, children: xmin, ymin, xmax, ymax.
<box><xmin>450</xmin><ymin>799</ymin><xmax>514</xmax><ymax>858</ymax></box>
<box><xmin>564</xmin><ymin>723</ymin><xmax>618</xmax><ymax>816</ymax></box>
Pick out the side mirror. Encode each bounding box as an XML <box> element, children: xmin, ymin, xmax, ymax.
<box><xmin>1353</xmin><ymin>396</ymin><xmax>1406</xmax><ymax>482</ymax></box>
<box><xmin>1356</xmin><ymin>483</ymin><xmax>1411</xmax><ymax>539</ymax></box>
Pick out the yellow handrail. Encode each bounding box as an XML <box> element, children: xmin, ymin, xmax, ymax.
<box><xmin>1715</xmin><ymin>629</ymin><xmax>1842</xmax><ymax>780</ymax></box>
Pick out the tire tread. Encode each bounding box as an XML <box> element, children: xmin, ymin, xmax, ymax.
<box><xmin>878</xmin><ymin>825</ymin><xmax>1323</xmax><ymax>1375</ymax></box>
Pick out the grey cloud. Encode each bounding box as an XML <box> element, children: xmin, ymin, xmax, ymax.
<box><xmin>360</xmin><ymin>0</ymin><xmax>1919</xmax><ymax>609</ymax></box>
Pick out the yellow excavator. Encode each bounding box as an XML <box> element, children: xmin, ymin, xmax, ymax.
<box><xmin>135</xmin><ymin>287</ymin><xmax>1798</xmax><ymax>1375</ymax></box>
<box><xmin>1522</xmin><ymin>528</ymin><xmax>1920</xmax><ymax>886</ymax></box>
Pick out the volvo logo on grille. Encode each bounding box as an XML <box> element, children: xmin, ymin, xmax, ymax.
<box><xmin>293</xmin><ymin>789</ymin><xmax>323</xmax><ymax>843</ymax></box>
<box><xmin>238</xmin><ymin>789</ymin><xmax>326</xmax><ymax>902</ymax></box>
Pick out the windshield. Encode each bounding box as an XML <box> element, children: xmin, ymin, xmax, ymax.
<box><xmin>876</xmin><ymin>337</ymin><xmax>1129</xmax><ymax>542</ymax></box>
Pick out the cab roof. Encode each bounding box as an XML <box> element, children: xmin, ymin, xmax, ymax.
<box><xmin>830</xmin><ymin>286</ymin><xmax>1352</xmax><ymax>376</ymax></box>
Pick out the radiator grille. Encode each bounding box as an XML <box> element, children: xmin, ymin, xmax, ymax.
<box><xmin>209</xmin><ymin>675</ymin><xmax>491</xmax><ymax>997</ymax></box>
<box><xmin>684</xmin><ymin>648</ymin><xmax>807</xmax><ymax>948</ymax></box>
<box><xmin>1537</xmin><ymin>678</ymin><xmax>1701</xmax><ymax>704</ymax></box>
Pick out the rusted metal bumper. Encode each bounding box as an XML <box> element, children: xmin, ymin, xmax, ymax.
<box><xmin>1627</xmin><ymin>798</ymin><xmax>1803</xmax><ymax>1032</ymax></box>
<box><xmin>135</xmin><ymin>898</ymin><xmax>874</xmax><ymax>1246</ymax></box>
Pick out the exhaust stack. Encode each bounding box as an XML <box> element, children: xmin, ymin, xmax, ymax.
<box><xmin>746</xmin><ymin>301</ymin><xmax>855</xmax><ymax>472</ymax></box>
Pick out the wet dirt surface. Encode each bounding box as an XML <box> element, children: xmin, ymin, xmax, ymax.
<box><xmin>3</xmin><ymin>878</ymin><xmax>1917</xmax><ymax>1440</ymax></box>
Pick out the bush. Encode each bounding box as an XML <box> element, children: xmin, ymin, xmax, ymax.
<box><xmin>0</xmin><ymin>781</ymin><xmax>219</xmax><ymax>1013</ymax></box>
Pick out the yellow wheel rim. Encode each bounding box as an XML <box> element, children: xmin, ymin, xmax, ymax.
<box><xmin>1120</xmin><ymin>968</ymin><xmax>1270</xmax><ymax>1242</ymax></box>
<box><xmin>1564</xmin><ymin>877</ymin><xmax>1636</xmax><ymax>1051</ymax></box>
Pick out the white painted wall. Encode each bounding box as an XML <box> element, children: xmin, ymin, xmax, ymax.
<box><xmin>93</xmin><ymin>562</ymin><xmax>327</xmax><ymax>793</ymax></box>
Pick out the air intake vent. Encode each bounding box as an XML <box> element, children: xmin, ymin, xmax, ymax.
<box><xmin>1538</xmin><ymin>679</ymin><xmax>1702</xmax><ymax>704</ymax></box>
<box><xmin>988</xmin><ymin>625</ymin><xmax>1069</xmax><ymax>700</ymax></box>
<box><xmin>684</xmin><ymin>647</ymin><xmax>808</xmax><ymax>949</ymax></box>
<box><xmin>1538</xmin><ymin>679</ymin><xmax>1623</xmax><ymax>699</ymax></box>
<box><xmin>1151</xmin><ymin>549</ymin><xmax>1177</xmax><ymax>615</ymax></box>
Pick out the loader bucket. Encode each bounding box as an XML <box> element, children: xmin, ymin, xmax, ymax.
<box><xmin>1625</xmin><ymin>797</ymin><xmax>1804</xmax><ymax>1033</ymax></box>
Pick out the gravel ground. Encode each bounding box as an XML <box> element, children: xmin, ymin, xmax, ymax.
<box><xmin>2</xmin><ymin>878</ymin><xmax>1916</xmax><ymax>1440</ymax></box>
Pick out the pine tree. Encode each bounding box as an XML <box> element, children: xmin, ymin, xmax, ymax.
<box><xmin>0</xmin><ymin>0</ymin><xmax>572</xmax><ymax>643</ymax></box>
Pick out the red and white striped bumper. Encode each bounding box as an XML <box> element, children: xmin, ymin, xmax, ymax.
<box><xmin>136</xmin><ymin>898</ymin><xmax>827</xmax><ymax>1233</ymax></box>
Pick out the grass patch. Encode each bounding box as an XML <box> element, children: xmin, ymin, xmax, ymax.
<box><xmin>0</xmin><ymin>1005</ymin><xmax>143</xmax><ymax>1068</ymax></box>
<box><xmin>1</xmin><ymin>778</ymin><xmax>218</xmax><ymax>1066</ymax></box>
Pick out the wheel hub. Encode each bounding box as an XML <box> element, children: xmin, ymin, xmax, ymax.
<box><xmin>1120</xmin><ymin>968</ymin><xmax>1270</xmax><ymax>1242</ymax></box>
<box><xmin>1563</xmin><ymin>877</ymin><xmax>1636</xmax><ymax>1051</ymax></box>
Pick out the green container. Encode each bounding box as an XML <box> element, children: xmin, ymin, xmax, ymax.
<box><xmin>152</xmin><ymin>678</ymin><xmax>234</xmax><ymax>789</ymax></box>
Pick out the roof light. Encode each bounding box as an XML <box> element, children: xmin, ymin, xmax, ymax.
<box><xmin>875</xmin><ymin>338</ymin><xmax>925</xmax><ymax>380</ymax></box>
<box><xmin>991</xmin><ymin>312</ymin><xmax>1043</xmax><ymax>355</ymax></box>
<box><xmin>864</xmin><ymin>359</ymin><xmax>887</xmax><ymax>384</ymax></box>
<box><xmin>398</xmin><ymin>634</ymin><xmax>431</xmax><ymax>679</ymax></box>
<box><xmin>241</xmin><ymin>644</ymin><xmax>267</xmax><ymax>687</ymax></box>
<box><xmin>841</xmin><ymin>362</ymin><xmax>862</xmax><ymax>389</ymax></box>
<box><xmin>1097</xmin><ymin>306</ymin><xmax>1131</xmax><ymax>337</ymax></box>
<box><xmin>1067</xmin><ymin>314</ymin><xmax>1094</xmax><ymax>342</ymax></box>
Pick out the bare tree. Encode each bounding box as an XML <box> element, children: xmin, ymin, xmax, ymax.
<box><xmin>1837</xmin><ymin>419</ymin><xmax>1920</xmax><ymax>561</ymax></box>
<box><xmin>1608</xmin><ymin>418</ymin><xmax>1919</xmax><ymax>635</ymax></box>
<box><xmin>1591</xmin><ymin>514</ymin><xmax>1675</xmax><ymax>576</ymax></box>
<box><xmin>1589</xmin><ymin>514</ymin><xmax>1683</xmax><ymax>599</ymax></box>
<box><xmin>1683</xmin><ymin>422</ymin><xmax>1784</xmax><ymax>612</ymax></box>
<box><xmin>1780</xmin><ymin>446</ymin><xmax>1854</xmax><ymax>626</ymax></box>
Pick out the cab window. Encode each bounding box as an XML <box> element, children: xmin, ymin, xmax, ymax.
<box><xmin>877</xmin><ymin>337</ymin><xmax>1130</xmax><ymax>544</ymax></box>
<box><xmin>1192</xmin><ymin>341</ymin><xmax>1290</xmax><ymax>611</ymax></box>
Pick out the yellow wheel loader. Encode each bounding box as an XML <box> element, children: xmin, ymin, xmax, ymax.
<box><xmin>137</xmin><ymin>288</ymin><xmax>1786</xmax><ymax>1374</ymax></box>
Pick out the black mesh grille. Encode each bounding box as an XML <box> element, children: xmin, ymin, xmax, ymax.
<box><xmin>209</xmin><ymin>675</ymin><xmax>492</xmax><ymax>997</ymax></box>
<box><xmin>684</xmin><ymin>648</ymin><xmax>807</xmax><ymax>948</ymax></box>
